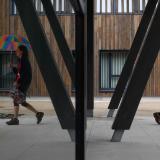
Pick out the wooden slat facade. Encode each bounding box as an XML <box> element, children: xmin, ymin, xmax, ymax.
<box><xmin>94</xmin><ymin>14</ymin><xmax>160</xmax><ymax>97</ymax></box>
<box><xmin>0</xmin><ymin>0</ymin><xmax>160</xmax><ymax>97</ymax></box>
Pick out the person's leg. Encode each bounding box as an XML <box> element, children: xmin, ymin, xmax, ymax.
<box><xmin>21</xmin><ymin>101</ymin><xmax>38</xmax><ymax>114</ymax></box>
<box><xmin>22</xmin><ymin>101</ymin><xmax>44</xmax><ymax>124</ymax></box>
<box><xmin>14</xmin><ymin>105</ymin><xmax>19</xmax><ymax>119</ymax></box>
<box><xmin>6</xmin><ymin>102</ymin><xmax>19</xmax><ymax>125</ymax></box>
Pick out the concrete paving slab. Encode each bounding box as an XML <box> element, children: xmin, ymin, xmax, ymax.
<box><xmin>1</xmin><ymin>97</ymin><xmax>160</xmax><ymax>117</ymax></box>
<box><xmin>0</xmin><ymin>97</ymin><xmax>160</xmax><ymax>160</ymax></box>
<box><xmin>0</xmin><ymin>115</ymin><xmax>160</xmax><ymax>160</ymax></box>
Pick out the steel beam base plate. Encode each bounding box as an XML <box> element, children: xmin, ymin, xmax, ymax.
<box><xmin>111</xmin><ymin>130</ymin><xmax>124</xmax><ymax>142</ymax></box>
<box><xmin>107</xmin><ymin>109</ymin><xmax>115</xmax><ymax>118</ymax></box>
<box><xmin>68</xmin><ymin>129</ymin><xmax>75</xmax><ymax>142</ymax></box>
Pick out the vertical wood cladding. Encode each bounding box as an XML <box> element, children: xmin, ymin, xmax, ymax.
<box><xmin>0</xmin><ymin>0</ymin><xmax>159</xmax><ymax>96</ymax></box>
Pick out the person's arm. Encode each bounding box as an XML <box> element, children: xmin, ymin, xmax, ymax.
<box><xmin>10</xmin><ymin>63</ymin><xmax>18</xmax><ymax>74</ymax></box>
<box><xmin>12</xmin><ymin>67</ymin><xmax>18</xmax><ymax>74</ymax></box>
<box><xmin>17</xmin><ymin>59</ymin><xmax>27</xmax><ymax>90</ymax></box>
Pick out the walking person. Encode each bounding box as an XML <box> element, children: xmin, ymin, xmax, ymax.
<box><xmin>6</xmin><ymin>45</ymin><xmax>44</xmax><ymax>125</ymax></box>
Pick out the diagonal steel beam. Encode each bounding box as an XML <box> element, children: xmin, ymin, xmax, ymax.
<box><xmin>79</xmin><ymin>0</ymin><xmax>85</xmax><ymax>13</ymax></box>
<box><xmin>69</xmin><ymin>0</ymin><xmax>85</xmax><ymax>14</ymax></box>
<box><xmin>111</xmin><ymin>0</ymin><xmax>160</xmax><ymax>142</ymax></box>
<box><xmin>107</xmin><ymin>0</ymin><xmax>158</xmax><ymax>118</ymax></box>
<box><xmin>14</xmin><ymin>0</ymin><xmax>75</xmax><ymax>134</ymax></box>
<box><xmin>41</xmin><ymin>0</ymin><xmax>75</xmax><ymax>83</ymax></box>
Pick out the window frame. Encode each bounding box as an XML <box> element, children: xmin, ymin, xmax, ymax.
<box><xmin>10</xmin><ymin>0</ymin><xmax>75</xmax><ymax>16</ymax></box>
<box><xmin>94</xmin><ymin>0</ymin><xmax>147</xmax><ymax>15</ymax></box>
<box><xmin>10</xmin><ymin>0</ymin><xmax>147</xmax><ymax>16</ymax></box>
<box><xmin>99</xmin><ymin>49</ymin><xmax>129</xmax><ymax>92</ymax></box>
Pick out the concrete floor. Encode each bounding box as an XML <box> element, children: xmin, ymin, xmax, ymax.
<box><xmin>0</xmin><ymin>97</ymin><xmax>160</xmax><ymax>160</ymax></box>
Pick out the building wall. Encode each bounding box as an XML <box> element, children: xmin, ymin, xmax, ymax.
<box><xmin>0</xmin><ymin>0</ymin><xmax>160</xmax><ymax>97</ymax></box>
<box><xmin>94</xmin><ymin>15</ymin><xmax>160</xmax><ymax>97</ymax></box>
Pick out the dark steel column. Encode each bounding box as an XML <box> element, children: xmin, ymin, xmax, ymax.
<box><xmin>107</xmin><ymin>0</ymin><xmax>158</xmax><ymax>117</ymax></box>
<box><xmin>41</xmin><ymin>0</ymin><xmax>75</xmax><ymax>83</ymax></box>
<box><xmin>14</xmin><ymin>0</ymin><xmax>75</xmax><ymax>132</ymax></box>
<box><xmin>75</xmin><ymin>1</ymin><xmax>86</xmax><ymax>160</ymax></box>
<box><xmin>112</xmin><ymin>0</ymin><xmax>160</xmax><ymax>142</ymax></box>
<box><xmin>86</xmin><ymin>0</ymin><xmax>94</xmax><ymax>117</ymax></box>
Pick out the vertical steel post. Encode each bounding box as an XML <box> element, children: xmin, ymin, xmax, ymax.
<box><xmin>86</xmin><ymin>0</ymin><xmax>94</xmax><ymax>117</ymax></box>
<box><xmin>75</xmin><ymin>1</ymin><xmax>86</xmax><ymax>159</ymax></box>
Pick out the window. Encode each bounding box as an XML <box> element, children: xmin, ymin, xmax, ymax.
<box><xmin>95</xmin><ymin>0</ymin><xmax>148</xmax><ymax>14</ymax></box>
<box><xmin>99</xmin><ymin>50</ymin><xmax>128</xmax><ymax>91</ymax></box>
<box><xmin>11</xmin><ymin>0</ymin><xmax>148</xmax><ymax>15</ymax></box>
<box><xmin>11</xmin><ymin>0</ymin><xmax>74</xmax><ymax>15</ymax></box>
<box><xmin>0</xmin><ymin>52</ymin><xmax>17</xmax><ymax>90</ymax></box>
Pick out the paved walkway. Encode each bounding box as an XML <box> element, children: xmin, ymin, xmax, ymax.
<box><xmin>0</xmin><ymin>116</ymin><xmax>160</xmax><ymax>160</ymax></box>
<box><xmin>1</xmin><ymin>97</ymin><xmax>160</xmax><ymax>116</ymax></box>
<box><xmin>0</xmin><ymin>97</ymin><xmax>160</xmax><ymax>160</ymax></box>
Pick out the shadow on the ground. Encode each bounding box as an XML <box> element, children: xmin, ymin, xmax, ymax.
<box><xmin>0</xmin><ymin>113</ymin><xmax>24</xmax><ymax>119</ymax></box>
